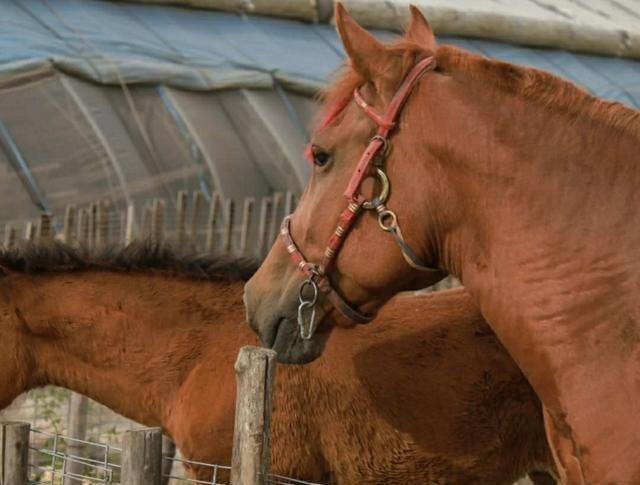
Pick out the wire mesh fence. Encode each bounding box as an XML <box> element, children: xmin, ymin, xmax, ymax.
<box><xmin>161</xmin><ymin>456</ymin><xmax>231</xmax><ymax>485</ymax></box>
<box><xmin>28</xmin><ymin>429</ymin><xmax>121</xmax><ymax>485</ymax></box>
<box><xmin>265</xmin><ymin>474</ymin><xmax>325</xmax><ymax>485</ymax></box>
<box><xmin>16</xmin><ymin>426</ymin><xmax>325</xmax><ymax>485</ymax></box>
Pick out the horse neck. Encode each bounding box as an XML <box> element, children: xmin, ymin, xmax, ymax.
<box><xmin>414</xmin><ymin>59</ymin><xmax>640</xmax><ymax>391</ymax></box>
<box><xmin>6</xmin><ymin>270</ymin><xmax>249</xmax><ymax>427</ymax></box>
<box><xmin>417</xmin><ymin>59</ymin><xmax>640</xmax><ymax>285</ymax></box>
<box><xmin>418</xmin><ymin>54</ymin><xmax>640</xmax><ymax>277</ymax></box>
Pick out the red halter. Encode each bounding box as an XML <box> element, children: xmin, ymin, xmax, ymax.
<box><xmin>282</xmin><ymin>56</ymin><xmax>440</xmax><ymax>339</ymax></box>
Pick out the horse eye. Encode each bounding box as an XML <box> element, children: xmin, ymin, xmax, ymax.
<box><xmin>311</xmin><ymin>146</ymin><xmax>331</xmax><ymax>167</ymax></box>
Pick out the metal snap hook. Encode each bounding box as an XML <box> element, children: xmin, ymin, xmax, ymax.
<box><xmin>297</xmin><ymin>277</ymin><xmax>319</xmax><ymax>340</ymax></box>
<box><xmin>297</xmin><ymin>300</ymin><xmax>317</xmax><ymax>340</ymax></box>
<box><xmin>362</xmin><ymin>168</ymin><xmax>390</xmax><ymax>210</ymax></box>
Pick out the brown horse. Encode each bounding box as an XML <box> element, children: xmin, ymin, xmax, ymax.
<box><xmin>244</xmin><ymin>4</ymin><xmax>640</xmax><ymax>484</ymax></box>
<box><xmin>0</xmin><ymin>242</ymin><xmax>554</xmax><ymax>484</ymax></box>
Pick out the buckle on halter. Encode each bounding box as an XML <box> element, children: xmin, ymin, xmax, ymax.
<box><xmin>362</xmin><ymin>168</ymin><xmax>390</xmax><ymax>210</ymax></box>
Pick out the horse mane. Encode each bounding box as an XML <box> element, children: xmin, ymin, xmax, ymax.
<box><xmin>435</xmin><ymin>45</ymin><xmax>640</xmax><ymax>140</ymax></box>
<box><xmin>0</xmin><ymin>240</ymin><xmax>259</xmax><ymax>282</ymax></box>
<box><xmin>318</xmin><ymin>42</ymin><xmax>640</xmax><ymax>140</ymax></box>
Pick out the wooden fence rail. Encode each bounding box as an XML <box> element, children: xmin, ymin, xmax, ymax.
<box><xmin>0</xmin><ymin>191</ymin><xmax>296</xmax><ymax>260</ymax></box>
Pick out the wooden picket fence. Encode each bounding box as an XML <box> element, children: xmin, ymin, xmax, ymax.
<box><xmin>1</xmin><ymin>191</ymin><xmax>297</xmax><ymax>259</ymax></box>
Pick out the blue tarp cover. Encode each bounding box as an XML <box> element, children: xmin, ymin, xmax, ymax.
<box><xmin>1</xmin><ymin>0</ymin><xmax>639</xmax><ymax>106</ymax></box>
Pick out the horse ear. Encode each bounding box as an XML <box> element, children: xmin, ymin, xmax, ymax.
<box><xmin>335</xmin><ymin>2</ymin><xmax>388</xmax><ymax>80</ymax></box>
<box><xmin>405</xmin><ymin>5</ymin><xmax>436</xmax><ymax>52</ymax></box>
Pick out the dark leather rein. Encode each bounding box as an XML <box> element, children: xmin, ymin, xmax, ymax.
<box><xmin>282</xmin><ymin>55</ymin><xmax>441</xmax><ymax>340</ymax></box>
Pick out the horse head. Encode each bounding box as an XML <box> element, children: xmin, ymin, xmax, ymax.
<box><xmin>245</xmin><ymin>5</ymin><xmax>449</xmax><ymax>364</ymax></box>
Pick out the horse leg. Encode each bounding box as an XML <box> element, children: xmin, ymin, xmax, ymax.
<box><xmin>543</xmin><ymin>407</ymin><xmax>585</xmax><ymax>485</ymax></box>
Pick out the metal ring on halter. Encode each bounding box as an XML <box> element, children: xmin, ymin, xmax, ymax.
<box><xmin>298</xmin><ymin>278</ymin><xmax>319</xmax><ymax>307</ymax></box>
<box><xmin>362</xmin><ymin>168</ymin><xmax>390</xmax><ymax>210</ymax></box>
<box><xmin>377</xmin><ymin>209</ymin><xmax>398</xmax><ymax>232</ymax></box>
<box><xmin>370</xmin><ymin>135</ymin><xmax>390</xmax><ymax>158</ymax></box>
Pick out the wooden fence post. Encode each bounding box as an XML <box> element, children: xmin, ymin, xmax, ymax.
<box><xmin>230</xmin><ymin>346</ymin><xmax>277</xmax><ymax>485</ymax></box>
<box><xmin>256</xmin><ymin>197</ymin><xmax>272</xmax><ymax>259</ymax></box>
<box><xmin>190</xmin><ymin>190</ymin><xmax>206</xmax><ymax>249</ymax></box>
<box><xmin>141</xmin><ymin>204</ymin><xmax>152</xmax><ymax>240</ymax></box>
<box><xmin>121</xmin><ymin>428</ymin><xmax>162</xmax><ymax>485</ymax></box>
<box><xmin>239</xmin><ymin>197</ymin><xmax>255</xmax><ymax>256</ymax></box>
<box><xmin>77</xmin><ymin>209</ymin><xmax>90</xmax><ymax>247</ymax></box>
<box><xmin>120</xmin><ymin>209</ymin><xmax>128</xmax><ymax>246</ymax></box>
<box><xmin>3</xmin><ymin>224</ymin><xmax>16</xmax><ymax>250</ymax></box>
<box><xmin>37</xmin><ymin>213</ymin><xmax>52</xmax><ymax>241</ymax></box>
<box><xmin>96</xmin><ymin>200</ymin><xmax>110</xmax><ymax>248</ymax></box>
<box><xmin>89</xmin><ymin>202</ymin><xmax>98</xmax><ymax>249</ymax></box>
<box><xmin>221</xmin><ymin>198</ymin><xmax>235</xmax><ymax>254</ymax></box>
<box><xmin>124</xmin><ymin>203</ymin><xmax>135</xmax><ymax>246</ymax></box>
<box><xmin>64</xmin><ymin>394</ymin><xmax>89</xmax><ymax>485</ymax></box>
<box><xmin>151</xmin><ymin>199</ymin><xmax>165</xmax><ymax>244</ymax></box>
<box><xmin>61</xmin><ymin>205</ymin><xmax>76</xmax><ymax>244</ymax></box>
<box><xmin>0</xmin><ymin>421</ymin><xmax>30</xmax><ymax>485</ymax></box>
<box><xmin>175</xmin><ymin>190</ymin><xmax>188</xmax><ymax>249</ymax></box>
<box><xmin>24</xmin><ymin>222</ymin><xmax>35</xmax><ymax>242</ymax></box>
<box><xmin>205</xmin><ymin>193</ymin><xmax>221</xmax><ymax>254</ymax></box>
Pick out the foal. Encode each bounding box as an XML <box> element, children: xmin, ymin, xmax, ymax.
<box><xmin>0</xmin><ymin>243</ymin><xmax>553</xmax><ymax>484</ymax></box>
